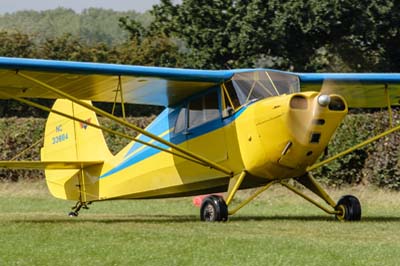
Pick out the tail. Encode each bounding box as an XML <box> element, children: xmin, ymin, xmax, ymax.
<box><xmin>41</xmin><ymin>99</ymin><xmax>112</xmax><ymax>201</ymax></box>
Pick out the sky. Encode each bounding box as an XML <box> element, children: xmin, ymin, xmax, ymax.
<box><xmin>0</xmin><ymin>0</ymin><xmax>181</xmax><ymax>14</ymax></box>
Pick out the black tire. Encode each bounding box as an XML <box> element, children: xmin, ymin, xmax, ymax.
<box><xmin>200</xmin><ymin>195</ymin><xmax>228</xmax><ymax>222</ymax></box>
<box><xmin>335</xmin><ymin>195</ymin><xmax>361</xmax><ymax>221</ymax></box>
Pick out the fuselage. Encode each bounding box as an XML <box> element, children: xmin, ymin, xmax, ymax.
<box><xmin>81</xmin><ymin>70</ymin><xmax>347</xmax><ymax>201</ymax></box>
<box><xmin>40</xmin><ymin>70</ymin><xmax>347</xmax><ymax>201</ymax></box>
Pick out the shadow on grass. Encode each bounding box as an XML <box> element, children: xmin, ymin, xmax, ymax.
<box><xmin>5</xmin><ymin>214</ymin><xmax>198</xmax><ymax>224</ymax></box>
<box><xmin>231</xmin><ymin>215</ymin><xmax>400</xmax><ymax>222</ymax></box>
<box><xmin>5</xmin><ymin>214</ymin><xmax>400</xmax><ymax>224</ymax></box>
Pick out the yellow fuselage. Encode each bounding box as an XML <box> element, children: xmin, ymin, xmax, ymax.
<box><xmin>44</xmin><ymin>92</ymin><xmax>347</xmax><ymax>202</ymax></box>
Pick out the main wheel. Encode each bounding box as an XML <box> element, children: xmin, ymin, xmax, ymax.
<box><xmin>335</xmin><ymin>195</ymin><xmax>361</xmax><ymax>221</ymax></box>
<box><xmin>200</xmin><ymin>195</ymin><xmax>228</xmax><ymax>222</ymax></box>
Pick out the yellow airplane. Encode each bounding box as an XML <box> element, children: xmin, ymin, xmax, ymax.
<box><xmin>0</xmin><ymin>57</ymin><xmax>399</xmax><ymax>221</ymax></box>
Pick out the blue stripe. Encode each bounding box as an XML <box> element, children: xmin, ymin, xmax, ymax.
<box><xmin>102</xmin><ymin>140</ymin><xmax>171</xmax><ymax>178</ymax></box>
<box><xmin>0</xmin><ymin>57</ymin><xmax>236</xmax><ymax>83</ymax></box>
<box><xmin>297</xmin><ymin>73</ymin><xmax>400</xmax><ymax>84</ymax></box>
<box><xmin>124</xmin><ymin>109</ymin><xmax>172</xmax><ymax>158</ymax></box>
<box><xmin>101</xmin><ymin>108</ymin><xmax>177</xmax><ymax>178</ymax></box>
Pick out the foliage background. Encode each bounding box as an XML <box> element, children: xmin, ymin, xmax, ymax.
<box><xmin>0</xmin><ymin>0</ymin><xmax>399</xmax><ymax>188</ymax></box>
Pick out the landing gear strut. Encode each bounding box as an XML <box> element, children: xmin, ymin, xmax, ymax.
<box><xmin>282</xmin><ymin>173</ymin><xmax>362</xmax><ymax>221</ymax></box>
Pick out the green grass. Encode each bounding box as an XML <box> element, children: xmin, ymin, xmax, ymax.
<box><xmin>1</xmin><ymin>181</ymin><xmax>400</xmax><ymax>266</ymax></box>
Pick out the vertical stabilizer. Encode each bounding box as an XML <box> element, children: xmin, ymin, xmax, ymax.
<box><xmin>41</xmin><ymin>99</ymin><xmax>112</xmax><ymax>201</ymax></box>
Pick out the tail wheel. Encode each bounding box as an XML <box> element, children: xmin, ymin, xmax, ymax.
<box><xmin>200</xmin><ymin>195</ymin><xmax>228</xmax><ymax>222</ymax></box>
<box><xmin>335</xmin><ymin>195</ymin><xmax>361</xmax><ymax>221</ymax></box>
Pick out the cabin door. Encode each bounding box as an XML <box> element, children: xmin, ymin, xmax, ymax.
<box><xmin>185</xmin><ymin>90</ymin><xmax>228</xmax><ymax>163</ymax></box>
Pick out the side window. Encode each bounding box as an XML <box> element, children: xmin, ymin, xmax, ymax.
<box><xmin>188</xmin><ymin>91</ymin><xmax>220</xmax><ymax>129</ymax></box>
<box><xmin>204</xmin><ymin>92</ymin><xmax>220</xmax><ymax>121</ymax></box>
<box><xmin>188</xmin><ymin>98</ymin><xmax>203</xmax><ymax>128</ymax></box>
<box><xmin>174</xmin><ymin>107</ymin><xmax>186</xmax><ymax>133</ymax></box>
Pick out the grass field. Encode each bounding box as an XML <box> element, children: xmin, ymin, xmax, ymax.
<box><xmin>1</xmin><ymin>181</ymin><xmax>400</xmax><ymax>266</ymax></box>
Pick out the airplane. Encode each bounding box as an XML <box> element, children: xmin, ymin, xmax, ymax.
<box><xmin>0</xmin><ymin>56</ymin><xmax>399</xmax><ymax>222</ymax></box>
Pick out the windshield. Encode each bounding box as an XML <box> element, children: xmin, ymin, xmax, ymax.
<box><xmin>222</xmin><ymin>70</ymin><xmax>300</xmax><ymax>110</ymax></box>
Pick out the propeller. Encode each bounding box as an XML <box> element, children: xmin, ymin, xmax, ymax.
<box><xmin>297</xmin><ymin>78</ymin><xmax>351</xmax><ymax>159</ymax></box>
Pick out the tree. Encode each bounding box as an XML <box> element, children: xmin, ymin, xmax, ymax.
<box><xmin>151</xmin><ymin>0</ymin><xmax>238</xmax><ymax>69</ymax></box>
<box><xmin>0</xmin><ymin>31</ymin><xmax>35</xmax><ymax>58</ymax></box>
<box><xmin>118</xmin><ymin>10</ymin><xmax>184</xmax><ymax>67</ymax></box>
<box><xmin>0</xmin><ymin>8</ymin><xmax>151</xmax><ymax>46</ymax></box>
<box><xmin>150</xmin><ymin>0</ymin><xmax>400</xmax><ymax>71</ymax></box>
<box><xmin>37</xmin><ymin>33</ymin><xmax>87</xmax><ymax>61</ymax></box>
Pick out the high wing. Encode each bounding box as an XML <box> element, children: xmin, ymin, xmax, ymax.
<box><xmin>0</xmin><ymin>57</ymin><xmax>236</xmax><ymax>106</ymax></box>
<box><xmin>0</xmin><ymin>161</ymin><xmax>103</xmax><ymax>169</ymax></box>
<box><xmin>2</xmin><ymin>57</ymin><xmax>399</xmax><ymax>108</ymax></box>
<box><xmin>298</xmin><ymin>73</ymin><xmax>400</xmax><ymax>108</ymax></box>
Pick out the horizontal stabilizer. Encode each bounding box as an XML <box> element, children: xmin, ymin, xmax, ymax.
<box><xmin>0</xmin><ymin>161</ymin><xmax>103</xmax><ymax>170</ymax></box>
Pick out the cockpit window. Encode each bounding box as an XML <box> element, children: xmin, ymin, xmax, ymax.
<box><xmin>222</xmin><ymin>70</ymin><xmax>300</xmax><ymax>111</ymax></box>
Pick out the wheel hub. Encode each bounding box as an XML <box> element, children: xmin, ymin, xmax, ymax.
<box><xmin>204</xmin><ymin>204</ymin><xmax>215</xmax><ymax>221</ymax></box>
<box><xmin>335</xmin><ymin>204</ymin><xmax>346</xmax><ymax>221</ymax></box>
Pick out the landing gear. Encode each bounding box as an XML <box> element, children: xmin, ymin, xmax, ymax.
<box><xmin>282</xmin><ymin>174</ymin><xmax>362</xmax><ymax>221</ymax></box>
<box><xmin>335</xmin><ymin>195</ymin><xmax>361</xmax><ymax>221</ymax></box>
<box><xmin>196</xmin><ymin>172</ymin><xmax>363</xmax><ymax>222</ymax></box>
<box><xmin>200</xmin><ymin>195</ymin><xmax>228</xmax><ymax>222</ymax></box>
<box><xmin>68</xmin><ymin>201</ymin><xmax>90</xmax><ymax>217</ymax></box>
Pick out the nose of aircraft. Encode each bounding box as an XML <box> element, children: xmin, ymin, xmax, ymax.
<box><xmin>278</xmin><ymin>92</ymin><xmax>348</xmax><ymax>169</ymax></box>
<box><xmin>246</xmin><ymin>92</ymin><xmax>348</xmax><ymax>179</ymax></box>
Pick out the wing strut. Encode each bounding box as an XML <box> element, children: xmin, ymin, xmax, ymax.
<box><xmin>384</xmin><ymin>84</ymin><xmax>393</xmax><ymax>128</ymax></box>
<box><xmin>308</xmin><ymin>84</ymin><xmax>398</xmax><ymax>172</ymax></box>
<box><xmin>111</xmin><ymin>75</ymin><xmax>126</xmax><ymax>119</ymax></box>
<box><xmin>307</xmin><ymin>122</ymin><xmax>400</xmax><ymax>172</ymax></box>
<box><xmin>14</xmin><ymin>71</ymin><xmax>233</xmax><ymax>176</ymax></box>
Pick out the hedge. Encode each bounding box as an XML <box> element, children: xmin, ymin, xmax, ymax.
<box><xmin>312</xmin><ymin>108</ymin><xmax>400</xmax><ymax>189</ymax></box>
